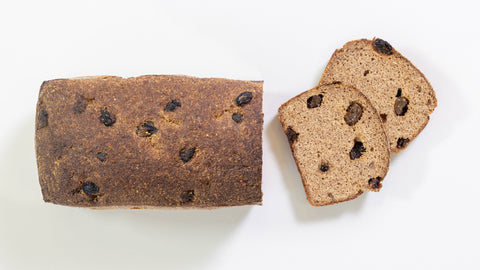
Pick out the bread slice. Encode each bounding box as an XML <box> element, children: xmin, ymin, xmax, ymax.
<box><xmin>319</xmin><ymin>38</ymin><xmax>437</xmax><ymax>152</ymax></box>
<box><xmin>35</xmin><ymin>75</ymin><xmax>263</xmax><ymax>208</ymax></box>
<box><xmin>278</xmin><ymin>83</ymin><xmax>390</xmax><ymax>206</ymax></box>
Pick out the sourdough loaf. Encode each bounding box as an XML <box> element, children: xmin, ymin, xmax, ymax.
<box><xmin>35</xmin><ymin>75</ymin><xmax>263</xmax><ymax>208</ymax></box>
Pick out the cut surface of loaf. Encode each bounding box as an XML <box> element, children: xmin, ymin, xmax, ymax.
<box><xmin>35</xmin><ymin>75</ymin><xmax>263</xmax><ymax>208</ymax></box>
<box><xmin>319</xmin><ymin>38</ymin><xmax>437</xmax><ymax>152</ymax></box>
<box><xmin>278</xmin><ymin>83</ymin><xmax>390</xmax><ymax>206</ymax></box>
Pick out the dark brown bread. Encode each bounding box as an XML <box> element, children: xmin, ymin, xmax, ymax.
<box><xmin>320</xmin><ymin>38</ymin><xmax>437</xmax><ymax>152</ymax></box>
<box><xmin>278</xmin><ymin>83</ymin><xmax>390</xmax><ymax>206</ymax></box>
<box><xmin>35</xmin><ymin>75</ymin><xmax>263</xmax><ymax>208</ymax></box>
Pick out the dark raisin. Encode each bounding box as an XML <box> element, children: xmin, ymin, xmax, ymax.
<box><xmin>99</xmin><ymin>109</ymin><xmax>116</xmax><ymax>126</ymax></box>
<box><xmin>394</xmin><ymin>97</ymin><xmax>409</xmax><ymax>116</ymax></box>
<box><xmin>328</xmin><ymin>193</ymin><xmax>334</xmax><ymax>199</ymax></box>
<box><xmin>82</xmin><ymin>181</ymin><xmax>99</xmax><ymax>195</ymax></box>
<box><xmin>344</xmin><ymin>102</ymin><xmax>363</xmax><ymax>126</ymax></box>
<box><xmin>73</xmin><ymin>96</ymin><xmax>94</xmax><ymax>114</ymax></box>
<box><xmin>232</xmin><ymin>113</ymin><xmax>243</xmax><ymax>123</ymax></box>
<box><xmin>236</xmin><ymin>92</ymin><xmax>253</xmax><ymax>106</ymax></box>
<box><xmin>307</xmin><ymin>94</ymin><xmax>323</xmax><ymax>109</ymax></box>
<box><xmin>364</xmin><ymin>70</ymin><xmax>370</xmax><ymax>76</ymax></box>
<box><xmin>136</xmin><ymin>121</ymin><xmax>157</xmax><ymax>137</ymax></box>
<box><xmin>397</xmin><ymin>138</ymin><xmax>410</xmax><ymax>149</ymax></box>
<box><xmin>181</xmin><ymin>190</ymin><xmax>195</xmax><ymax>203</ymax></box>
<box><xmin>73</xmin><ymin>99</ymin><xmax>88</xmax><ymax>114</ymax></box>
<box><xmin>286</xmin><ymin>126</ymin><xmax>299</xmax><ymax>144</ymax></box>
<box><xmin>368</xmin><ymin>177</ymin><xmax>382</xmax><ymax>189</ymax></box>
<box><xmin>319</xmin><ymin>164</ymin><xmax>329</xmax><ymax>172</ymax></box>
<box><xmin>380</xmin><ymin>113</ymin><xmax>387</xmax><ymax>122</ymax></box>
<box><xmin>373</xmin><ymin>38</ymin><xmax>393</xmax><ymax>55</ymax></box>
<box><xmin>180</xmin><ymin>147</ymin><xmax>196</xmax><ymax>163</ymax></box>
<box><xmin>96</xmin><ymin>152</ymin><xmax>107</xmax><ymax>162</ymax></box>
<box><xmin>37</xmin><ymin>108</ymin><xmax>48</xmax><ymax>130</ymax></box>
<box><xmin>165</xmin><ymin>100</ymin><xmax>181</xmax><ymax>112</ymax></box>
<box><xmin>350</xmin><ymin>141</ymin><xmax>366</xmax><ymax>160</ymax></box>
<box><xmin>396</xmin><ymin>89</ymin><xmax>402</xmax><ymax>97</ymax></box>
<box><xmin>330</xmin><ymin>81</ymin><xmax>341</xmax><ymax>85</ymax></box>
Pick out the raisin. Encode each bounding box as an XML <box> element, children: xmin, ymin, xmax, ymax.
<box><xmin>319</xmin><ymin>164</ymin><xmax>329</xmax><ymax>172</ymax></box>
<box><xmin>165</xmin><ymin>100</ymin><xmax>181</xmax><ymax>112</ymax></box>
<box><xmin>395</xmin><ymin>97</ymin><xmax>409</xmax><ymax>116</ymax></box>
<box><xmin>236</xmin><ymin>92</ymin><xmax>253</xmax><ymax>106</ymax></box>
<box><xmin>328</xmin><ymin>193</ymin><xmax>334</xmax><ymax>199</ymax></box>
<box><xmin>307</xmin><ymin>94</ymin><xmax>323</xmax><ymax>109</ymax></box>
<box><xmin>82</xmin><ymin>181</ymin><xmax>99</xmax><ymax>195</ymax></box>
<box><xmin>364</xmin><ymin>70</ymin><xmax>370</xmax><ymax>76</ymax></box>
<box><xmin>350</xmin><ymin>141</ymin><xmax>366</xmax><ymax>160</ymax></box>
<box><xmin>373</xmin><ymin>38</ymin><xmax>393</xmax><ymax>55</ymax></box>
<box><xmin>73</xmin><ymin>99</ymin><xmax>88</xmax><ymax>114</ymax></box>
<box><xmin>181</xmin><ymin>190</ymin><xmax>195</xmax><ymax>203</ymax></box>
<box><xmin>380</xmin><ymin>113</ymin><xmax>387</xmax><ymax>122</ymax></box>
<box><xmin>73</xmin><ymin>96</ymin><xmax>94</xmax><ymax>114</ymax></box>
<box><xmin>96</xmin><ymin>152</ymin><xmax>107</xmax><ymax>162</ymax></box>
<box><xmin>286</xmin><ymin>126</ymin><xmax>299</xmax><ymax>144</ymax></box>
<box><xmin>37</xmin><ymin>108</ymin><xmax>48</xmax><ymax>130</ymax></box>
<box><xmin>331</xmin><ymin>81</ymin><xmax>341</xmax><ymax>85</ymax></box>
<box><xmin>180</xmin><ymin>147</ymin><xmax>196</xmax><ymax>163</ymax></box>
<box><xmin>99</xmin><ymin>108</ymin><xmax>116</xmax><ymax>126</ymax></box>
<box><xmin>232</xmin><ymin>113</ymin><xmax>243</xmax><ymax>123</ymax></box>
<box><xmin>368</xmin><ymin>177</ymin><xmax>382</xmax><ymax>189</ymax></box>
<box><xmin>344</xmin><ymin>102</ymin><xmax>363</xmax><ymax>126</ymax></box>
<box><xmin>397</xmin><ymin>138</ymin><xmax>410</xmax><ymax>149</ymax></box>
<box><xmin>136</xmin><ymin>121</ymin><xmax>157</xmax><ymax>137</ymax></box>
<box><xmin>396</xmin><ymin>89</ymin><xmax>402</xmax><ymax>97</ymax></box>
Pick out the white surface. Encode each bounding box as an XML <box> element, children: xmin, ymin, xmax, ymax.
<box><xmin>0</xmin><ymin>0</ymin><xmax>479</xmax><ymax>269</ymax></box>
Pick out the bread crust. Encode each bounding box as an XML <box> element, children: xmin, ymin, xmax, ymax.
<box><xmin>35</xmin><ymin>75</ymin><xmax>263</xmax><ymax>208</ymax></box>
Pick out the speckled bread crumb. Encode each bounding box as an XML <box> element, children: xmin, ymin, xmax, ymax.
<box><xmin>35</xmin><ymin>75</ymin><xmax>263</xmax><ymax>208</ymax></box>
<box><xmin>319</xmin><ymin>38</ymin><xmax>437</xmax><ymax>153</ymax></box>
<box><xmin>278</xmin><ymin>83</ymin><xmax>390</xmax><ymax>206</ymax></box>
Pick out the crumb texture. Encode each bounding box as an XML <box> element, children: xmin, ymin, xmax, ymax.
<box><xmin>278</xmin><ymin>84</ymin><xmax>390</xmax><ymax>206</ymax></box>
<box><xmin>320</xmin><ymin>38</ymin><xmax>437</xmax><ymax>152</ymax></box>
<box><xmin>35</xmin><ymin>75</ymin><xmax>263</xmax><ymax>208</ymax></box>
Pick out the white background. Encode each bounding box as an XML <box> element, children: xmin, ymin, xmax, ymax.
<box><xmin>0</xmin><ymin>0</ymin><xmax>479</xmax><ymax>269</ymax></box>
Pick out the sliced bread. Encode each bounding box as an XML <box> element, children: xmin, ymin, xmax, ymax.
<box><xmin>319</xmin><ymin>38</ymin><xmax>437</xmax><ymax>152</ymax></box>
<box><xmin>278</xmin><ymin>83</ymin><xmax>390</xmax><ymax>206</ymax></box>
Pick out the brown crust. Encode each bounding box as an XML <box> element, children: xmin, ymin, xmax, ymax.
<box><xmin>320</xmin><ymin>38</ymin><xmax>437</xmax><ymax>153</ymax></box>
<box><xmin>278</xmin><ymin>83</ymin><xmax>390</xmax><ymax>207</ymax></box>
<box><xmin>307</xmin><ymin>190</ymin><xmax>364</xmax><ymax>207</ymax></box>
<box><xmin>86</xmin><ymin>204</ymin><xmax>260</xmax><ymax>210</ymax></box>
<box><xmin>35</xmin><ymin>75</ymin><xmax>263</xmax><ymax>208</ymax></box>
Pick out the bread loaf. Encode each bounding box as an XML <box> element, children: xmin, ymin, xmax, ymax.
<box><xmin>278</xmin><ymin>83</ymin><xmax>390</xmax><ymax>206</ymax></box>
<box><xmin>35</xmin><ymin>75</ymin><xmax>263</xmax><ymax>208</ymax></box>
